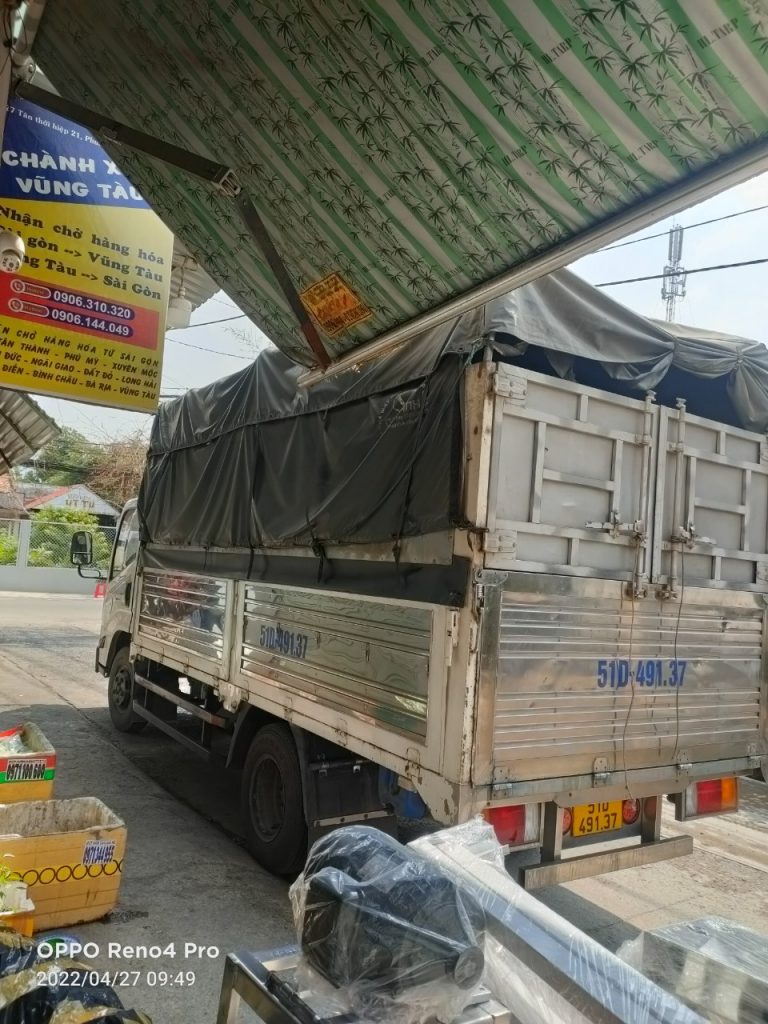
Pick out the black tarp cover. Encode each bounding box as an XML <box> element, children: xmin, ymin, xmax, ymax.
<box><xmin>139</xmin><ymin>270</ymin><xmax>768</xmax><ymax>581</ymax></box>
<box><xmin>139</xmin><ymin>314</ymin><xmax>474</xmax><ymax>558</ymax></box>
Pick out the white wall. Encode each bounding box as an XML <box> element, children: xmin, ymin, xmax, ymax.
<box><xmin>0</xmin><ymin>519</ymin><xmax>104</xmax><ymax>595</ymax></box>
<box><xmin>0</xmin><ymin>566</ymin><xmax>97</xmax><ymax>594</ymax></box>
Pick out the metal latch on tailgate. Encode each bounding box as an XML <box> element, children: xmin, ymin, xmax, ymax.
<box><xmin>593</xmin><ymin>757</ymin><xmax>611</xmax><ymax>784</ymax></box>
<box><xmin>445</xmin><ymin>610</ymin><xmax>460</xmax><ymax>667</ymax></box>
<box><xmin>473</xmin><ymin>570</ymin><xmax>508</xmax><ymax>613</ymax></box>
<box><xmin>585</xmin><ymin>510</ymin><xmax>646</xmax><ymax>540</ymax></box>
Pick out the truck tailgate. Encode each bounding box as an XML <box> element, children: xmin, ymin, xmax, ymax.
<box><xmin>481</xmin><ymin>574</ymin><xmax>764</xmax><ymax>785</ymax></box>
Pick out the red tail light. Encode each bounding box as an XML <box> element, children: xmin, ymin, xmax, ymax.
<box><xmin>622</xmin><ymin>798</ymin><xmax>640</xmax><ymax>824</ymax></box>
<box><xmin>484</xmin><ymin>804</ymin><xmax>540</xmax><ymax>846</ymax></box>
<box><xmin>678</xmin><ymin>777</ymin><xmax>739</xmax><ymax>820</ymax></box>
<box><xmin>561</xmin><ymin>808</ymin><xmax>572</xmax><ymax>834</ymax></box>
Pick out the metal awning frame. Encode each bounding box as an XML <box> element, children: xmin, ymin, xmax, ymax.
<box><xmin>15</xmin><ymin>80</ymin><xmax>332</xmax><ymax>368</ymax></box>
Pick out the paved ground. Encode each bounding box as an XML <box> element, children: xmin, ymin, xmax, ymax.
<box><xmin>0</xmin><ymin>593</ymin><xmax>766</xmax><ymax>1022</ymax></box>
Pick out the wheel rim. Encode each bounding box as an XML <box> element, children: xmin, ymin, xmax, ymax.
<box><xmin>251</xmin><ymin>755</ymin><xmax>285</xmax><ymax>843</ymax></box>
<box><xmin>112</xmin><ymin>667</ymin><xmax>133</xmax><ymax>711</ymax></box>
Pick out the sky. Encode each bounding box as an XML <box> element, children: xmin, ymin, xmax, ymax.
<box><xmin>37</xmin><ymin>170</ymin><xmax>768</xmax><ymax>441</ymax></box>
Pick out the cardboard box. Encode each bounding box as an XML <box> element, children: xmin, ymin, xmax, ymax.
<box><xmin>0</xmin><ymin>798</ymin><xmax>126</xmax><ymax>931</ymax></box>
<box><xmin>0</xmin><ymin>723</ymin><xmax>55</xmax><ymax>803</ymax></box>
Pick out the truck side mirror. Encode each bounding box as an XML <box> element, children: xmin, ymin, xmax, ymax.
<box><xmin>70</xmin><ymin>531</ymin><xmax>93</xmax><ymax>567</ymax></box>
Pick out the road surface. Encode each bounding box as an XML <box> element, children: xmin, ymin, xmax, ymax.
<box><xmin>0</xmin><ymin>593</ymin><xmax>766</xmax><ymax>1021</ymax></box>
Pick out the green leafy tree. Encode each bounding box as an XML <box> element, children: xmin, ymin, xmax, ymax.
<box><xmin>0</xmin><ymin>528</ymin><xmax>18</xmax><ymax>566</ymax></box>
<box><xmin>26</xmin><ymin>428</ymin><xmax>99</xmax><ymax>486</ymax></box>
<box><xmin>28</xmin><ymin>507</ymin><xmax>112</xmax><ymax>569</ymax></box>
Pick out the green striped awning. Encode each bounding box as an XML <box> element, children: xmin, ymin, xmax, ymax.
<box><xmin>32</xmin><ymin>1</ymin><xmax>768</xmax><ymax>368</ymax></box>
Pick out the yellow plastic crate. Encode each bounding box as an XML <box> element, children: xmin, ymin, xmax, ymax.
<box><xmin>0</xmin><ymin>798</ymin><xmax>126</xmax><ymax>931</ymax></box>
<box><xmin>0</xmin><ymin>724</ymin><xmax>56</xmax><ymax>803</ymax></box>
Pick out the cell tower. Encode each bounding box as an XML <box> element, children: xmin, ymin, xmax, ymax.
<box><xmin>661</xmin><ymin>222</ymin><xmax>686</xmax><ymax>322</ymax></box>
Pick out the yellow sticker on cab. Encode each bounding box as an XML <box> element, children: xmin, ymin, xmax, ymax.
<box><xmin>300</xmin><ymin>273</ymin><xmax>371</xmax><ymax>336</ymax></box>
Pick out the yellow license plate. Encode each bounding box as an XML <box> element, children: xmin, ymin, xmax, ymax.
<box><xmin>572</xmin><ymin>801</ymin><xmax>623</xmax><ymax>837</ymax></box>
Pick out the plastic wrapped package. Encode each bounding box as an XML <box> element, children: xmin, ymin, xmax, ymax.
<box><xmin>411</xmin><ymin>819</ymin><xmax>703</xmax><ymax>1024</ymax></box>
<box><xmin>289</xmin><ymin>825</ymin><xmax>486</xmax><ymax>1024</ymax></box>
<box><xmin>619</xmin><ymin>917</ymin><xmax>768</xmax><ymax>1023</ymax></box>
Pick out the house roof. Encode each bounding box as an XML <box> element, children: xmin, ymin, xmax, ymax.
<box><xmin>23</xmin><ymin>485</ymin><xmax>69</xmax><ymax>509</ymax></box>
<box><xmin>23</xmin><ymin>483</ymin><xmax>119</xmax><ymax>517</ymax></box>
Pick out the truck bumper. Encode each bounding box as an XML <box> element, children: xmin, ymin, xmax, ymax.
<box><xmin>520</xmin><ymin>834</ymin><xmax>692</xmax><ymax>889</ymax></box>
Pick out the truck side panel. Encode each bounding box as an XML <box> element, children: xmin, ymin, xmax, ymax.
<box><xmin>239</xmin><ymin>583</ymin><xmax>432</xmax><ymax>737</ymax></box>
<box><xmin>133</xmin><ymin>568</ymin><xmax>460</xmax><ymax>805</ymax></box>
<box><xmin>136</xmin><ymin>570</ymin><xmax>232</xmax><ymax>682</ymax></box>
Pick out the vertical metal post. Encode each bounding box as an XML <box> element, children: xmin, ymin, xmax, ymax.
<box><xmin>641</xmin><ymin>795</ymin><xmax>663</xmax><ymax>844</ymax></box>
<box><xmin>215</xmin><ymin>955</ymin><xmax>242</xmax><ymax>1024</ymax></box>
<box><xmin>635</xmin><ymin>392</ymin><xmax>655</xmax><ymax>588</ymax></box>
<box><xmin>16</xmin><ymin>518</ymin><xmax>30</xmax><ymax>568</ymax></box>
<box><xmin>540</xmin><ymin>802</ymin><xmax>564</xmax><ymax>863</ymax></box>
<box><xmin>669</xmin><ymin>399</ymin><xmax>687</xmax><ymax>591</ymax></box>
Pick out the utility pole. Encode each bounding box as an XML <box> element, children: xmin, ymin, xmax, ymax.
<box><xmin>661</xmin><ymin>222</ymin><xmax>686</xmax><ymax>322</ymax></box>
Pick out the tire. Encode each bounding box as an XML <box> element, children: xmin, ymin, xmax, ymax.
<box><xmin>108</xmin><ymin>648</ymin><xmax>146</xmax><ymax>734</ymax></box>
<box><xmin>241</xmin><ymin>724</ymin><xmax>307</xmax><ymax>876</ymax></box>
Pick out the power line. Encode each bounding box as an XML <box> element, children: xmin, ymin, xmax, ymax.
<box><xmin>595</xmin><ymin>257</ymin><xmax>768</xmax><ymax>288</ymax></box>
<box><xmin>166</xmin><ymin>314</ymin><xmax>246</xmax><ymax>331</ymax></box>
<box><xmin>209</xmin><ymin>295</ymin><xmax>242</xmax><ymax>311</ymax></box>
<box><xmin>600</xmin><ymin>203</ymin><xmax>768</xmax><ymax>252</ymax></box>
<box><xmin>166</xmin><ymin>336</ymin><xmax>253</xmax><ymax>360</ymax></box>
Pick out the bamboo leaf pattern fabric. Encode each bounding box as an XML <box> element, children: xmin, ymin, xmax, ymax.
<box><xmin>34</xmin><ymin>0</ymin><xmax>768</xmax><ymax>365</ymax></box>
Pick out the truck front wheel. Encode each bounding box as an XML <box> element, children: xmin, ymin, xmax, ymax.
<box><xmin>108</xmin><ymin>648</ymin><xmax>146</xmax><ymax>734</ymax></box>
<box><xmin>241</xmin><ymin>724</ymin><xmax>307</xmax><ymax>876</ymax></box>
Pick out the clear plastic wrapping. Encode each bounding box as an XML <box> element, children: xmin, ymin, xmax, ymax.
<box><xmin>289</xmin><ymin>825</ymin><xmax>486</xmax><ymax>1024</ymax></box>
<box><xmin>619</xmin><ymin>917</ymin><xmax>768</xmax><ymax>1023</ymax></box>
<box><xmin>411</xmin><ymin>819</ymin><xmax>704</xmax><ymax>1024</ymax></box>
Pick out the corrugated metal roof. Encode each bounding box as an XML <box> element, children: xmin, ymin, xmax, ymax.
<box><xmin>0</xmin><ymin>389</ymin><xmax>58</xmax><ymax>470</ymax></box>
<box><xmin>32</xmin><ymin>2</ymin><xmax>768</xmax><ymax>369</ymax></box>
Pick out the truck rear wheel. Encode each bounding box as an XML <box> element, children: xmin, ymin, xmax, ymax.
<box><xmin>241</xmin><ymin>724</ymin><xmax>307</xmax><ymax>876</ymax></box>
<box><xmin>108</xmin><ymin>648</ymin><xmax>146</xmax><ymax>734</ymax></box>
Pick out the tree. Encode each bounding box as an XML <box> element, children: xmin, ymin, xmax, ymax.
<box><xmin>86</xmin><ymin>433</ymin><xmax>148</xmax><ymax>508</ymax></box>
<box><xmin>28</xmin><ymin>507</ymin><xmax>112</xmax><ymax>568</ymax></box>
<box><xmin>25</xmin><ymin>428</ymin><xmax>99</xmax><ymax>485</ymax></box>
<box><xmin>23</xmin><ymin>427</ymin><xmax>149</xmax><ymax>509</ymax></box>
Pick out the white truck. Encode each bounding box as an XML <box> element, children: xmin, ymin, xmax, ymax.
<box><xmin>72</xmin><ymin>280</ymin><xmax>768</xmax><ymax>886</ymax></box>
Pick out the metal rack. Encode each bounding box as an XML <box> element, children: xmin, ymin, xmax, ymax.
<box><xmin>216</xmin><ymin>947</ymin><xmax>514</xmax><ymax>1024</ymax></box>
